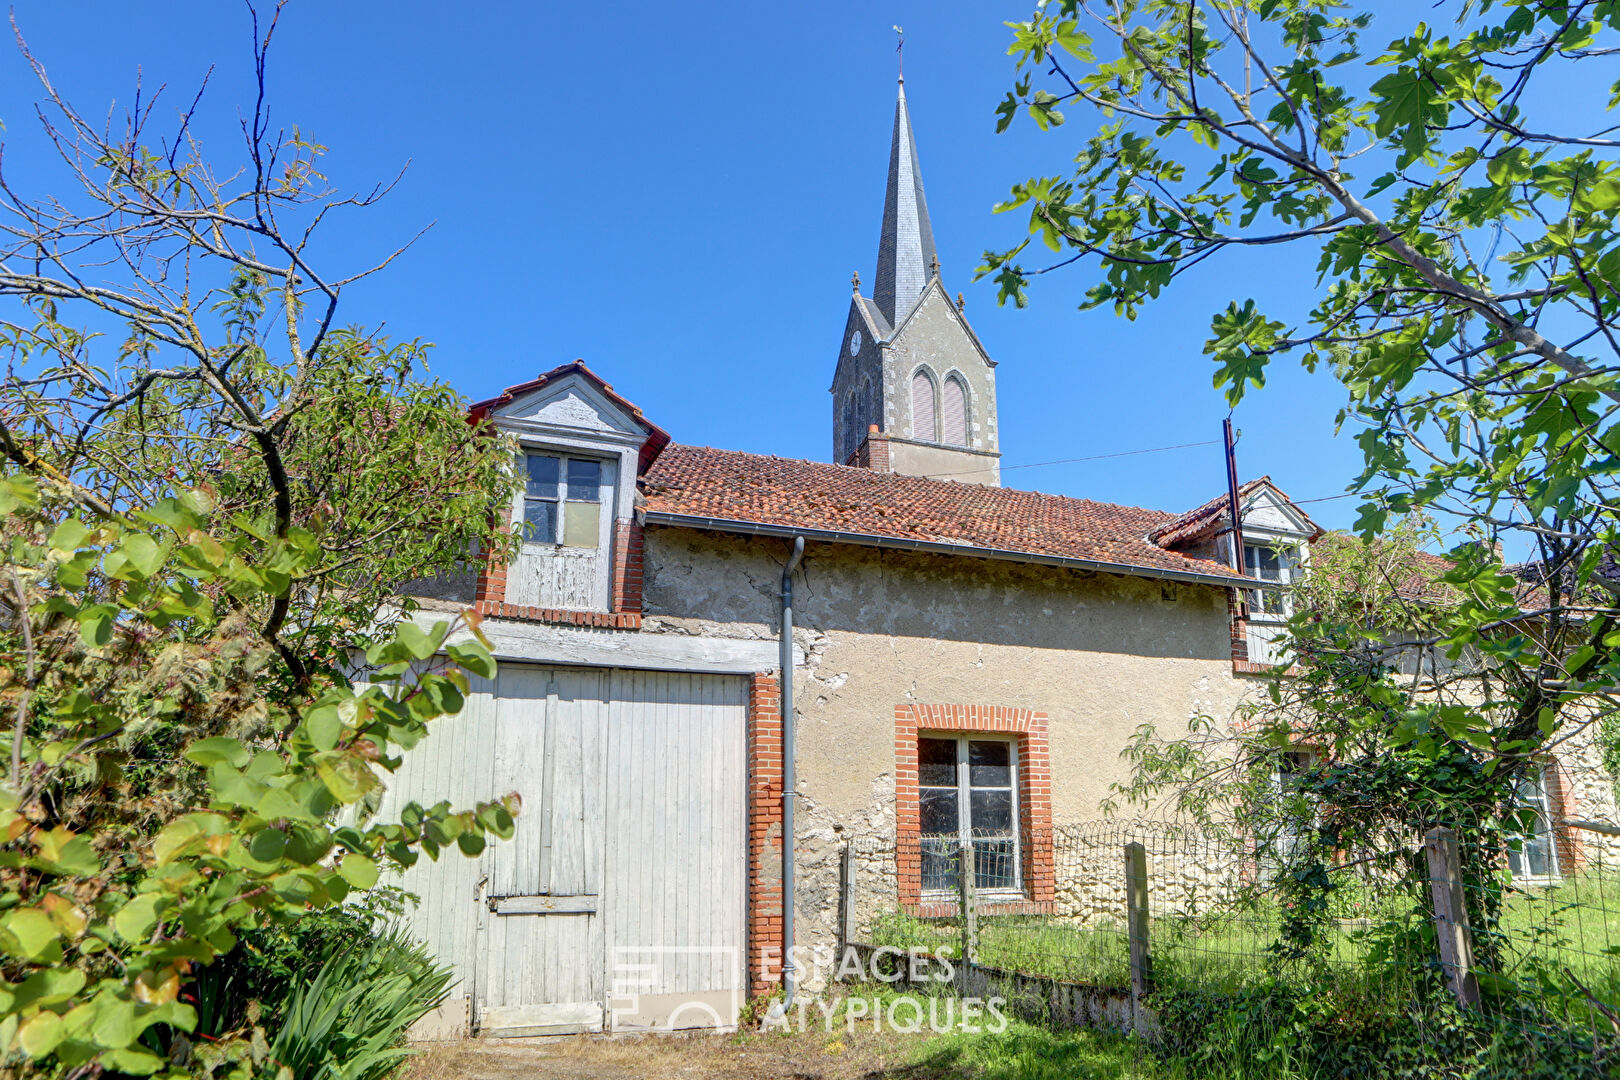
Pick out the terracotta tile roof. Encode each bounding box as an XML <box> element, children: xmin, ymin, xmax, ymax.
<box><xmin>1147</xmin><ymin>477</ymin><xmax>1269</xmax><ymax>546</ymax></box>
<box><xmin>1147</xmin><ymin>476</ymin><xmax>1323</xmax><ymax>547</ymax></box>
<box><xmin>640</xmin><ymin>444</ymin><xmax>1249</xmax><ymax>583</ymax></box>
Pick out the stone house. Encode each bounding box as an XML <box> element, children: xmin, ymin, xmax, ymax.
<box><xmin>380</xmin><ymin>77</ymin><xmax>1615</xmax><ymax>1038</ymax></box>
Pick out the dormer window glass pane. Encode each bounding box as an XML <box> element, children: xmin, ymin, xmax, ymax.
<box><xmin>522</xmin><ymin>500</ymin><xmax>558</xmax><ymax>544</ymax></box>
<box><xmin>523</xmin><ymin>454</ymin><xmax>561</xmax><ymax>543</ymax></box>
<box><xmin>523</xmin><ymin>452</ymin><xmax>605</xmax><ymax>547</ymax></box>
<box><xmin>563</xmin><ymin>502</ymin><xmax>599</xmax><ymax>548</ymax></box>
<box><xmin>563</xmin><ymin>459</ymin><xmax>602</xmax><ymax>548</ymax></box>
<box><xmin>567</xmin><ymin>459</ymin><xmax>601</xmax><ymax>501</ymax></box>
<box><xmin>525</xmin><ymin>454</ymin><xmax>560</xmax><ymax>498</ymax></box>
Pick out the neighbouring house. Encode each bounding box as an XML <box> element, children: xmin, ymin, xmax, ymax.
<box><xmin>376</xmin><ymin>76</ymin><xmax>1620</xmax><ymax>1039</ymax></box>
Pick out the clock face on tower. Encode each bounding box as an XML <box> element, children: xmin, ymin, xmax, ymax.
<box><xmin>848</xmin><ymin>330</ymin><xmax>863</xmax><ymax>356</ymax></box>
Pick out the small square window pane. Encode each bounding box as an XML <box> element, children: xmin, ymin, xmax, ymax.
<box><xmin>973</xmin><ymin>839</ymin><xmax>1017</xmax><ymax>890</ymax></box>
<box><xmin>969</xmin><ymin>741</ymin><xmax>1011</xmax><ymax>787</ymax></box>
<box><xmin>919</xmin><ymin>787</ymin><xmax>958</xmax><ymax>837</ymax></box>
<box><xmin>970</xmin><ymin>789</ymin><xmax>1013</xmax><ymax>835</ymax></box>
<box><xmin>526</xmin><ymin>455</ymin><xmax>560</xmax><ymax>499</ymax></box>
<box><xmin>921</xmin><ymin>838</ymin><xmax>957</xmax><ymax>893</ymax></box>
<box><xmin>563</xmin><ymin>500</ymin><xmax>600</xmax><ymax>547</ymax></box>
<box><xmin>522</xmin><ymin>500</ymin><xmax>557</xmax><ymax>543</ymax></box>
<box><xmin>918</xmin><ymin>738</ymin><xmax>957</xmax><ymax>787</ymax></box>
<box><xmin>1246</xmin><ymin>545</ymin><xmax>1280</xmax><ymax>580</ymax></box>
<box><xmin>567</xmin><ymin>458</ymin><xmax>602</xmax><ymax>501</ymax></box>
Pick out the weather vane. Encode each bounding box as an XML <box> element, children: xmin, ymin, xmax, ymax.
<box><xmin>894</xmin><ymin>25</ymin><xmax>904</xmax><ymax>80</ymax></box>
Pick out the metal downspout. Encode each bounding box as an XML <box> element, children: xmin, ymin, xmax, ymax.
<box><xmin>779</xmin><ymin>535</ymin><xmax>805</xmax><ymax>1009</ymax></box>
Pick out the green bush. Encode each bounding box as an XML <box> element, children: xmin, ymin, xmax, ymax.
<box><xmin>1151</xmin><ymin>979</ymin><xmax>1617</xmax><ymax>1080</ymax></box>
<box><xmin>260</xmin><ymin>926</ymin><xmax>452</xmax><ymax>1080</ymax></box>
<box><xmin>186</xmin><ymin>890</ymin><xmax>412</xmax><ymax>1040</ymax></box>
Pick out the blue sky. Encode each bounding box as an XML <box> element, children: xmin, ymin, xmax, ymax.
<box><xmin>2</xmin><ymin>2</ymin><xmax>1370</xmax><ymax>526</ymax></box>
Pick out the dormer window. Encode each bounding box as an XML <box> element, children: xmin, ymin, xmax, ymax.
<box><xmin>1245</xmin><ymin>541</ymin><xmax>1299</xmax><ymax>617</ymax></box>
<box><xmin>524</xmin><ymin>453</ymin><xmax>604</xmax><ymax>548</ymax></box>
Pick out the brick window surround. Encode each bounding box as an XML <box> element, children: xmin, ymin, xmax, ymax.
<box><xmin>894</xmin><ymin>704</ymin><xmax>1055</xmax><ymax>917</ymax></box>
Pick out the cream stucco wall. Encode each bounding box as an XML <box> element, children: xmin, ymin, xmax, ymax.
<box><xmin>639</xmin><ymin>526</ymin><xmax>1261</xmax><ymax>955</ymax></box>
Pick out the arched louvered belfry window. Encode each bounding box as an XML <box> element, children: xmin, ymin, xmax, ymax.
<box><xmin>942</xmin><ymin>376</ymin><xmax>968</xmax><ymax>446</ymax></box>
<box><xmin>858</xmin><ymin>376</ymin><xmax>873</xmax><ymax>442</ymax></box>
<box><xmin>841</xmin><ymin>394</ymin><xmax>857</xmax><ymax>459</ymax></box>
<box><xmin>911</xmin><ymin>369</ymin><xmax>938</xmax><ymax>442</ymax></box>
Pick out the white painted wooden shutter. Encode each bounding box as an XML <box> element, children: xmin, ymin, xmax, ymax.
<box><xmin>942</xmin><ymin>378</ymin><xmax>967</xmax><ymax>446</ymax></box>
<box><xmin>911</xmin><ymin>371</ymin><xmax>936</xmax><ymax>442</ymax></box>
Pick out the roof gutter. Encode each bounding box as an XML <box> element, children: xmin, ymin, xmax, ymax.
<box><xmin>639</xmin><ymin>511</ymin><xmax>1279</xmax><ymax>591</ymax></box>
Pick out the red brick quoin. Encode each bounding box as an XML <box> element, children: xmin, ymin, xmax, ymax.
<box><xmin>1544</xmin><ymin>758</ymin><xmax>1585</xmax><ymax>874</ymax></box>
<box><xmin>747</xmin><ymin>674</ymin><xmax>785</xmax><ymax>996</ymax></box>
<box><xmin>894</xmin><ymin>704</ymin><xmax>1055</xmax><ymax>917</ymax></box>
<box><xmin>610</xmin><ymin>520</ymin><xmax>645</xmax><ymax>614</ymax></box>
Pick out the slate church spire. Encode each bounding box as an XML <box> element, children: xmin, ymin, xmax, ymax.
<box><xmin>872</xmin><ymin>76</ymin><xmax>938</xmax><ymax>328</ymax></box>
<box><xmin>830</xmin><ymin>72</ymin><xmax>1002</xmax><ymax>486</ymax></box>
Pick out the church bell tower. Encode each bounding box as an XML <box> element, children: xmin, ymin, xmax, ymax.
<box><xmin>830</xmin><ymin>74</ymin><xmax>1001</xmax><ymax>486</ymax></box>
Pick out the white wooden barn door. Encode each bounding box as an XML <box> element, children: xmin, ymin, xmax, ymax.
<box><xmin>471</xmin><ymin>665</ymin><xmax>747</xmax><ymax>1036</ymax></box>
<box><xmin>603</xmin><ymin>671</ymin><xmax>747</xmax><ymax>1031</ymax></box>
<box><xmin>478</xmin><ymin>666</ymin><xmax>609</xmax><ymax>1036</ymax></box>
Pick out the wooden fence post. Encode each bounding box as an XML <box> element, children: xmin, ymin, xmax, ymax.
<box><xmin>838</xmin><ymin>840</ymin><xmax>856</xmax><ymax>962</ymax></box>
<box><xmin>1125</xmin><ymin>841</ymin><xmax>1151</xmax><ymax>1017</ymax></box>
<box><xmin>958</xmin><ymin>839</ymin><xmax>978</xmax><ymax>992</ymax></box>
<box><xmin>1424</xmin><ymin>826</ymin><xmax>1481</xmax><ymax>1010</ymax></box>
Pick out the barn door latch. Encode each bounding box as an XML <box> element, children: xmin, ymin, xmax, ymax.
<box><xmin>487</xmin><ymin>893</ymin><xmax>599</xmax><ymax>916</ymax></box>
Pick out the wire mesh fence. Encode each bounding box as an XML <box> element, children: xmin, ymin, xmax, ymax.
<box><xmin>841</xmin><ymin>811</ymin><xmax>1620</xmax><ymax>1068</ymax></box>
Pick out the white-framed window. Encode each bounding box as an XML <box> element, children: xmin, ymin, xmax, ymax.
<box><xmin>523</xmin><ymin>452</ymin><xmax>604</xmax><ymax>548</ymax></box>
<box><xmin>1245</xmin><ymin>540</ymin><xmax>1299</xmax><ymax>618</ymax></box>
<box><xmin>918</xmin><ymin>735</ymin><xmax>1020</xmax><ymax>894</ymax></box>
<box><xmin>1508</xmin><ymin>767</ymin><xmax>1560</xmax><ymax>881</ymax></box>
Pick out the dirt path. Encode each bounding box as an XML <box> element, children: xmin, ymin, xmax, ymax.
<box><xmin>402</xmin><ymin>1028</ymin><xmax>941</xmax><ymax>1080</ymax></box>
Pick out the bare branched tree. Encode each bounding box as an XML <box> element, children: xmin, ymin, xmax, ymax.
<box><xmin>0</xmin><ymin>3</ymin><xmax>515</xmax><ymax>686</ymax></box>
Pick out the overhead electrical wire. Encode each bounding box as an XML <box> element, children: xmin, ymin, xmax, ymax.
<box><xmin>919</xmin><ymin>438</ymin><xmax>1365</xmax><ymax>511</ymax></box>
<box><xmin>920</xmin><ymin>438</ymin><xmax>1220</xmax><ymax>479</ymax></box>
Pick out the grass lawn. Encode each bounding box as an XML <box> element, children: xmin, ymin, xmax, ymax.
<box><xmin>400</xmin><ymin>991</ymin><xmax>1174</xmax><ymax>1080</ymax></box>
<box><xmin>870</xmin><ymin>869</ymin><xmax>1620</xmax><ymax>1010</ymax></box>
